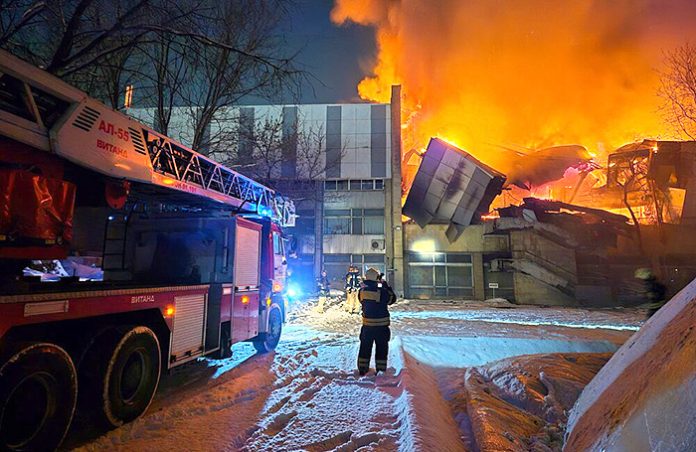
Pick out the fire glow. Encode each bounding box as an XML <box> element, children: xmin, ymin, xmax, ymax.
<box><xmin>331</xmin><ymin>0</ymin><xmax>696</xmax><ymax>172</ymax></box>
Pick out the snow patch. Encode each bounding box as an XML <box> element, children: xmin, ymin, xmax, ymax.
<box><xmin>401</xmin><ymin>336</ymin><xmax>618</xmax><ymax>368</ymax></box>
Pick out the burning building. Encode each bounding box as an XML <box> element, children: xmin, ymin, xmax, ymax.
<box><xmin>401</xmin><ymin>138</ymin><xmax>696</xmax><ymax>305</ymax></box>
<box><xmin>577</xmin><ymin>140</ymin><xmax>696</xmax><ymax>226</ymax></box>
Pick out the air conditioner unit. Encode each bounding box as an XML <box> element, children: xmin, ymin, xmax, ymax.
<box><xmin>370</xmin><ymin>239</ymin><xmax>386</xmax><ymax>250</ymax></box>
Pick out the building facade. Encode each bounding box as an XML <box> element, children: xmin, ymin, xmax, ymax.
<box><xmin>131</xmin><ymin>86</ymin><xmax>405</xmax><ymax>294</ymax></box>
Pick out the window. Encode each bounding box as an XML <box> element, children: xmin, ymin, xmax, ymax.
<box><xmin>363</xmin><ymin>209</ymin><xmax>385</xmax><ymax>234</ymax></box>
<box><xmin>324</xmin><ymin>208</ymin><xmax>384</xmax><ymax>235</ymax></box>
<box><xmin>323</xmin><ymin>253</ymin><xmax>386</xmax><ymax>284</ymax></box>
<box><xmin>323</xmin><ymin>179</ymin><xmax>385</xmax><ymax>191</ymax></box>
<box><xmin>273</xmin><ymin>232</ymin><xmax>283</xmax><ymax>255</ymax></box>
<box><xmin>407</xmin><ymin>252</ymin><xmax>474</xmax><ymax>299</ymax></box>
<box><xmin>324</xmin><ymin>217</ymin><xmax>350</xmax><ymax>234</ymax></box>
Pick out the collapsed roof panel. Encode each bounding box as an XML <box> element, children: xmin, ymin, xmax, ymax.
<box><xmin>403</xmin><ymin>138</ymin><xmax>506</xmax><ymax>240</ymax></box>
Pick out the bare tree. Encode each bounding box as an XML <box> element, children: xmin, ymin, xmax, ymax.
<box><xmin>178</xmin><ymin>1</ymin><xmax>301</xmax><ymax>153</ymax></box>
<box><xmin>233</xmin><ymin>115</ymin><xmax>287</xmax><ymax>182</ymax></box>
<box><xmin>1</xmin><ymin>0</ymin><xmax>154</xmax><ymax>76</ymax></box>
<box><xmin>660</xmin><ymin>43</ymin><xmax>696</xmax><ymax>140</ymax></box>
<box><xmin>610</xmin><ymin>152</ymin><xmax>651</xmax><ymax>253</ymax></box>
<box><xmin>1</xmin><ymin>0</ymin><xmax>303</xmax><ymax>132</ymax></box>
<box><xmin>0</xmin><ymin>0</ymin><xmax>47</xmax><ymax>48</ymax></box>
<box><xmin>139</xmin><ymin>30</ymin><xmax>195</xmax><ymax>135</ymax></box>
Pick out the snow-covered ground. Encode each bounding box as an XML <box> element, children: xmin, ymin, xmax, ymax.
<box><xmin>69</xmin><ymin>298</ymin><xmax>644</xmax><ymax>451</ymax></box>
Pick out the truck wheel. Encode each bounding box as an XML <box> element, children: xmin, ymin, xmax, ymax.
<box><xmin>253</xmin><ymin>307</ymin><xmax>282</xmax><ymax>354</ymax></box>
<box><xmin>80</xmin><ymin>326</ymin><xmax>161</xmax><ymax>428</ymax></box>
<box><xmin>0</xmin><ymin>343</ymin><xmax>77</xmax><ymax>451</ymax></box>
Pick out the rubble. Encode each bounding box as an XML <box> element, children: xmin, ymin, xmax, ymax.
<box><xmin>502</xmin><ymin>144</ymin><xmax>598</xmax><ymax>191</ymax></box>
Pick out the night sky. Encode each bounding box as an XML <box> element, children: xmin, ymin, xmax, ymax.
<box><xmin>277</xmin><ymin>1</ymin><xmax>375</xmax><ymax>104</ymax></box>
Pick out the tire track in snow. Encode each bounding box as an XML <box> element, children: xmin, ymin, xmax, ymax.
<box><xmin>72</xmin><ymin>352</ymin><xmax>276</xmax><ymax>451</ymax></box>
<box><xmin>241</xmin><ymin>330</ymin><xmax>412</xmax><ymax>451</ymax></box>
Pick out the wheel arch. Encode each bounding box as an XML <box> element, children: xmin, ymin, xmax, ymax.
<box><xmin>260</xmin><ymin>301</ymin><xmax>284</xmax><ymax>334</ymax></box>
<box><xmin>0</xmin><ymin>309</ymin><xmax>171</xmax><ymax>368</ymax></box>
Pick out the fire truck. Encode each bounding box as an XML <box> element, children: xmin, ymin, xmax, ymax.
<box><xmin>0</xmin><ymin>50</ymin><xmax>295</xmax><ymax>451</ymax></box>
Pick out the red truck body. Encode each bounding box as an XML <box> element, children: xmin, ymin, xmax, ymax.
<box><xmin>0</xmin><ymin>50</ymin><xmax>293</xmax><ymax>451</ymax></box>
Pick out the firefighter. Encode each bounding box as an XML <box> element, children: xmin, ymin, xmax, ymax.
<box><xmin>357</xmin><ymin>268</ymin><xmax>396</xmax><ymax>375</ymax></box>
<box><xmin>316</xmin><ymin>269</ymin><xmax>330</xmax><ymax>313</ymax></box>
<box><xmin>635</xmin><ymin>268</ymin><xmax>667</xmax><ymax>318</ymax></box>
<box><xmin>344</xmin><ymin>265</ymin><xmax>362</xmax><ymax>314</ymax></box>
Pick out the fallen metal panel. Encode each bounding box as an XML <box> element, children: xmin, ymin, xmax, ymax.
<box><xmin>403</xmin><ymin>138</ymin><xmax>506</xmax><ymax>240</ymax></box>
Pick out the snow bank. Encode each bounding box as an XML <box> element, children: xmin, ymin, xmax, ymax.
<box><xmin>397</xmin><ymin>353</ymin><xmax>468</xmax><ymax>451</ymax></box>
<box><xmin>401</xmin><ymin>336</ymin><xmax>618</xmax><ymax>368</ymax></box>
<box><xmin>464</xmin><ymin>353</ymin><xmax>610</xmax><ymax>451</ymax></box>
<box><xmin>565</xmin><ymin>278</ymin><xmax>696</xmax><ymax>451</ymax></box>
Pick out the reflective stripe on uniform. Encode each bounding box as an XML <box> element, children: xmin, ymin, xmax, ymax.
<box><xmin>375</xmin><ymin>359</ymin><xmax>387</xmax><ymax>369</ymax></box>
<box><xmin>359</xmin><ymin>290</ymin><xmax>380</xmax><ymax>302</ymax></box>
<box><xmin>358</xmin><ymin>358</ymin><xmax>369</xmax><ymax>364</ymax></box>
<box><xmin>362</xmin><ymin>316</ymin><xmax>390</xmax><ymax>326</ymax></box>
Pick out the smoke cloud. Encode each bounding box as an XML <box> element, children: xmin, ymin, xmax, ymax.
<box><xmin>331</xmin><ymin>0</ymin><xmax>696</xmax><ymax>167</ymax></box>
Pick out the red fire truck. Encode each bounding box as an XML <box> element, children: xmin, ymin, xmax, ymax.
<box><xmin>0</xmin><ymin>50</ymin><xmax>295</xmax><ymax>450</ymax></box>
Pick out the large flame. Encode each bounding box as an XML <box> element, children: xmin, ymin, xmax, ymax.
<box><xmin>331</xmin><ymin>0</ymin><xmax>696</xmax><ymax>171</ymax></box>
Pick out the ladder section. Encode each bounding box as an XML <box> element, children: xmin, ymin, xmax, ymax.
<box><xmin>102</xmin><ymin>213</ymin><xmax>130</xmax><ymax>280</ymax></box>
<box><xmin>142</xmin><ymin>128</ymin><xmax>297</xmax><ymax>226</ymax></box>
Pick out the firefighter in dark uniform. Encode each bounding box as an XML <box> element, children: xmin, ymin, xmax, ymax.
<box><xmin>635</xmin><ymin>268</ymin><xmax>667</xmax><ymax>318</ymax></box>
<box><xmin>357</xmin><ymin>268</ymin><xmax>396</xmax><ymax>375</ymax></box>
<box><xmin>316</xmin><ymin>269</ymin><xmax>330</xmax><ymax>313</ymax></box>
<box><xmin>344</xmin><ymin>265</ymin><xmax>362</xmax><ymax>314</ymax></box>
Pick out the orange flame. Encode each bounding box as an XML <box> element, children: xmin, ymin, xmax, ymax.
<box><xmin>332</xmin><ymin>0</ymin><xmax>696</xmax><ymax>172</ymax></box>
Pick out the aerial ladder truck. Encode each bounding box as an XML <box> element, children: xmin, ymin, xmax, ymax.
<box><xmin>0</xmin><ymin>49</ymin><xmax>295</xmax><ymax>451</ymax></box>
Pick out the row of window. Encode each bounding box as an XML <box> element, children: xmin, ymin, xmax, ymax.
<box><xmin>324</xmin><ymin>179</ymin><xmax>384</xmax><ymax>191</ymax></box>
<box><xmin>408</xmin><ymin>252</ymin><xmax>473</xmax><ymax>264</ymax></box>
<box><xmin>324</xmin><ymin>208</ymin><xmax>385</xmax><ymax>235</ymax></box>
<box><xmin>324</xmin><ymin>253</ymin><xmax>386</xmax><ymax>264</ymax></box>
<box><xmin>323</xmin><ymin>253</ymin><xmax>386</xmax><ymax>283</ymax></box>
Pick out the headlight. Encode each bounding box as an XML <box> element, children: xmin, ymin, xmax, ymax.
<box><xmin>286</xmin><ymin>283</ymin><xmax>301</xmax><ymax>299</ymax></box>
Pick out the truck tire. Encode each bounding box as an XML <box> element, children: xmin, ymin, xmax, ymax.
<box><xmin>79</xmin><ymin>326</ymin><xmax>161</xmax><ymax>428</ymax></box>
<box><xmin>0</xmin><ymin>343</ymin><xmax>77</xmax><ymax>451</ymax></box>
<box><xmin>253</xmin><ymin>307</ymin><xmax>282</xmax><ymax>354</ymax></box>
